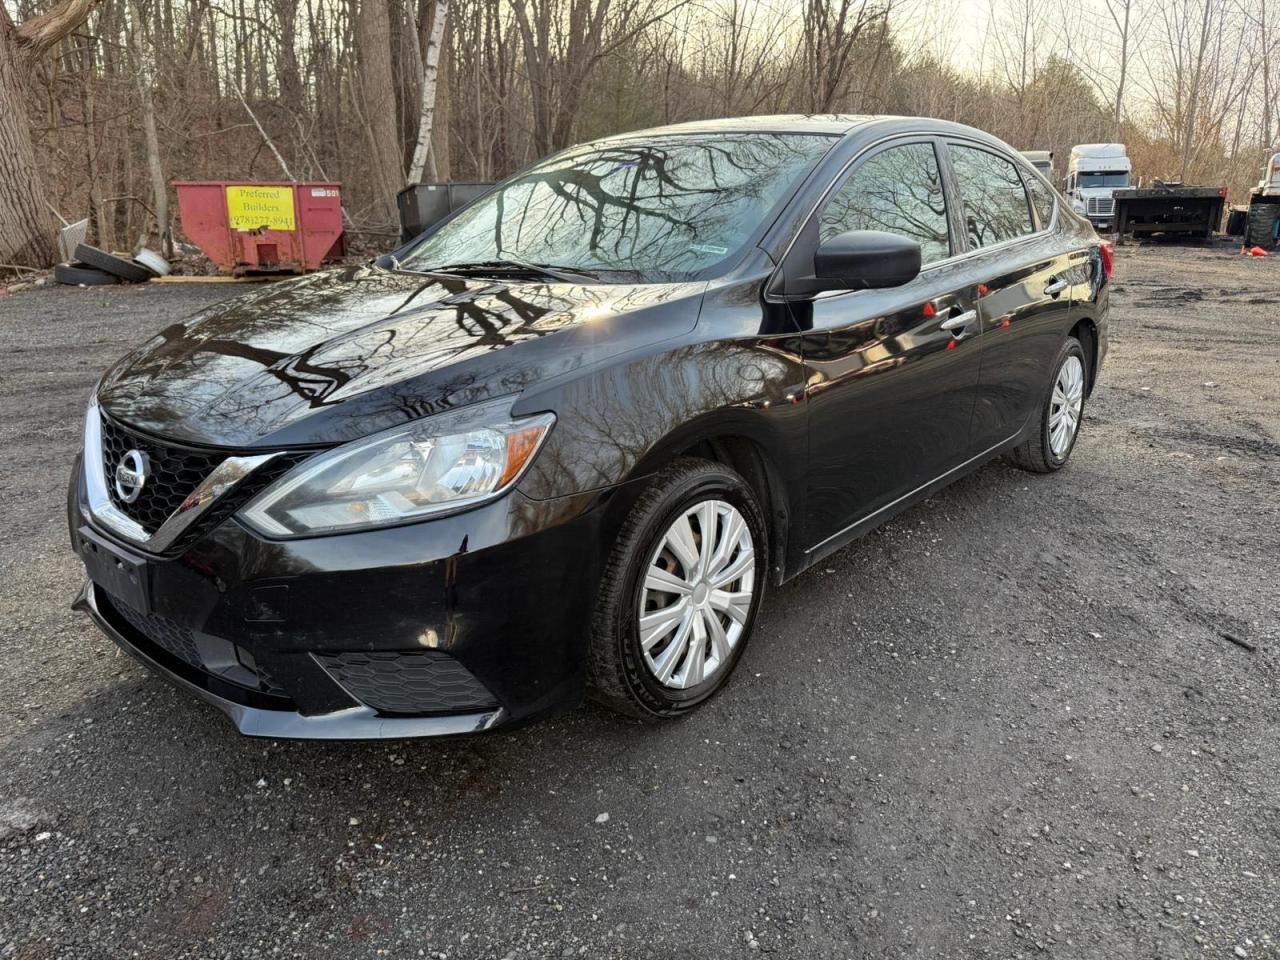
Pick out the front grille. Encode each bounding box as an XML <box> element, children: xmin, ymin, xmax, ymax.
<box><xmin>106</xmin><ymin>592</ymin><xmax>287</xmax><ymax>696</ymax></box>
<box><xmin>315</xmin><ymin>651</ymin><xmax>498</xmax><ymax>715</ymax></box>
<box><xmin>1087</xmin><ymin>197</ymin><xmax>1115</xmax><ymax>217</ymax></box>
<box><xmin>100</xmin><ymin>417</ymin><xmax>222</xmax><ymax>531</ymax></box>
<box><xmin>97</xmin><ymin>415</ymin><xmax>311</xmax><ymax>548</ymax></box>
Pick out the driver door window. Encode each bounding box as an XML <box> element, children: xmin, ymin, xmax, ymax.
<box><xmin>818</xmin><ymin>142</ymin><xmax>951</xmax><ymax>265</ymax></box>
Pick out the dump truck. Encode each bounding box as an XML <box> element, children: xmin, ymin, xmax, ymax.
<box><xmin>1243</xmin><ymin>151</ymin><xmax>1280</xmax><ymax>249</ymax></box>
<box><xmin>1064</xmin><ymin>144</ymin><xmax>1131</xmax><ymax>231</ymax></box>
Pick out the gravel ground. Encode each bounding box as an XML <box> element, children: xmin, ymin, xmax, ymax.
<box><xmin>1</xmin><ymin>245</ymin><xmax>1278</xmax><ymax>960</ymax></box>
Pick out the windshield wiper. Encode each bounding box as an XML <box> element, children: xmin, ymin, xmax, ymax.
<box><xmin>427</xmin><ymin>258</ymin><xmax>600</xmax><ymax>283</ymax></box>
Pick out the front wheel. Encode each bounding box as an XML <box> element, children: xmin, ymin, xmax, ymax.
<box><xmin>1008</xmin><ymin>336</ymin><xmax>1087</xmax><ymax>473</ymax></box>
<box><xmin>587</xmin><ymin>457</ymin><xmax>767</xmax><ymax>719</ymax></box>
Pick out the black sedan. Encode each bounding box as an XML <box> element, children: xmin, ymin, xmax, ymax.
<box><xmin>69</xmin><ymin>115</ymin><xmax>1110</xmax><ymax>738</ymax></box>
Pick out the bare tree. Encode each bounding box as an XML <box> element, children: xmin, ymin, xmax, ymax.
<box><xmin>511</xmin><ymin>0</ymin><xmax>689</xmax><ymax>154</ymax></box>
<box><xmin>128</xmin><ymin>0</ymin><xmax>173</xmax><ymax>255</ymax></box>
<box><xmin>1140</xmin><ymin>0</ymin><xmax>1257</xmax><ymax>180</ymax></box>
<box><xmin>801</xmin><ymin>0</ymin><xmax>893</xmax><ymax>113</ymax></box>
<box><xmin>0</xmin><ymin>0</ymin><xmax>102</xmax><ymax>267</ymax></box>
<box><xmin>354</xmin><ymin>0</ymin><xmax>404</xmax><ymax>226</ymax></box>
<box><xmin>407</xmin><ymin>0</ymin><xmax>448</xmax><ymax>183</ymax></box>
<box><xmin>1103</xmin><ymin>0</ymin><xmax>1136</xmax><ymax>131</ymax></box>
<box><xmin>9</xmin><ymin>0</ymin><xmax>1280</xmax><ymax>275</ymax></box>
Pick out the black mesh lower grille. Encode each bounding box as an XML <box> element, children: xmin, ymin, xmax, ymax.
<box><xmin>314</xmin><ymin>651</ymin><xmax>498</xmax><ymax>715</ymax></box>
<box><xmin>106</xmin><ymin>592</ymin><xmax>287</xmax><ymax>697</ymax></box>
<box><xmin>111</xmin><ymin>593</ymin><xmax>202</xmax><ymax>669</ymax></box>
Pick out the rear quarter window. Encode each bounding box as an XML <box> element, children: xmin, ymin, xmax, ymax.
<box><xmin>949</xmin><ymin>144</ymin><xmax>1035</xmax><ymax>249</ymax></box>
<box><xmin>1026</xmin><ymin>176</ymin><xmax>1056</xmax><ymax>229</ymax></box>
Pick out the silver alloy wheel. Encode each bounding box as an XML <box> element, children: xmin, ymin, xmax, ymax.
<box><xmin>638</xmin><ymin>499</ymin><xmax>756</xmax><ymax>690</ymax></box>
<box><xmin>1049</xmin><ymin>354</ymin><xmax>1085</xmax><ymax>458</ymax></box>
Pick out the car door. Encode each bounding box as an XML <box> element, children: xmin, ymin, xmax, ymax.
<box><xmin>784</xmin><ymin>138</ymin><xmax>985</xmax><ymax>552</ymax></box>
<box><xmin>943</xmin><ymin>143</ymin><xmax>1076</xmax><ymax>449</ymax></box>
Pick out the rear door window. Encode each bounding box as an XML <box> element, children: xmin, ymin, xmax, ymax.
<box><xmin>818</xmin><ymin>141</ymin><xmax>951</xmax><ymax>265</ymax></box>
<box><xmin>949</xmin><ymin>145</ymin><xmax>1035</xmax><ymax>249</ymax></box>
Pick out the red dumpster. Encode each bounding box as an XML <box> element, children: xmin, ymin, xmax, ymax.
<box><xmin>174</xmin><ymin>181</ymin><xmax>344</xmax><ymax>274</ymax></box>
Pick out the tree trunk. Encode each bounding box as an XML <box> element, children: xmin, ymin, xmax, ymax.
<box><xmin>432</xmin><ymin>16</ymin><xmax>451</xmax><ymax>181</ymax></box>
<box><xmin>407</xmin><ymin>0</ymin><xmax>448</xmax><ymax>184</ymax></box>
<box><xmin>0</xmin><ymin>17</ymin><xmax>59</xmax><ymax>268</ymax></box>
<box><xmin>0</xmin><ymin>0</ymin><xmax>102</xmax><ymax>269</ymax></box>
<box><xmin>275</xmin><ymin>0</ymin><xmax>304</xmax><ymax>115</ymax></box>
<box><xmin>128</xmin><ymin>0</ymin><xmax>171</xmax><ymax>256</ymax></box>
<box><xmin>355</xmin><ymin>0</ymin><xmax>403</xmax><ymax>226</ymax></box>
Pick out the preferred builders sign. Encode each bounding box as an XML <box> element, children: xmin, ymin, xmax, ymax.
<box><xmin>226</xmin><ymin>185</ymin><xmax>296</xmax><ymax>231</ymax></box>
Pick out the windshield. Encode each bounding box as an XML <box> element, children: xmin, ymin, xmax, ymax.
<box><xmin>1078</xmin><ymin>171</ymin><xmax>1129</xmax><ymax>188</ymax></box>
<box><xmin>398</xmin><ymin>133</ymin><xmax>836</xmax><ymax>282</ymax></box>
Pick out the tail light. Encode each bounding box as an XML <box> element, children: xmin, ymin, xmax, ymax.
<box><xmin>1099</xmin><ymin>240</ymin><xmax>1114</xmax><ymax>279</ymax></box>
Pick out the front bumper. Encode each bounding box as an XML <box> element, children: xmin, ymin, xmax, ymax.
<box><xmin>69</xmin><ymin>453</ymin><xmax>623</xmax><ymax>739</ymax></box>
<box><xmin>75</xmin><ymin>580</ymin><xmax>506</xmax><ymax>738</ymax></box>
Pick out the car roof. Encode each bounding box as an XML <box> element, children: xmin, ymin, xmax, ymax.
<box><xmin>609</xmin><ymin>114</ymin><xmax>877</xmax><ymax>137</ymax></box>
<box><xmin>588</xmin><ymin>114</ymin><xmax>1013</xmax><ymax>150</ymax></box>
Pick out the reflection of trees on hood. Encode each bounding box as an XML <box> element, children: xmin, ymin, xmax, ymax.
<box><xmin>108</xmin><ymin>272</ymin><xmax>589</xmax><ymax>421</ymax></box>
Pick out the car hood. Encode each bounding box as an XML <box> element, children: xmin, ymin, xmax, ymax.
<box><xmin>97</xmin><ymin>265</ymin><xmax>705</xmax><ymax>448</ymax></box>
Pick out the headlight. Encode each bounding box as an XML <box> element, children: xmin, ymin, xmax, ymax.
<box><xmin>239</xmin><ymin>402</ymin><xmax>555</xmax><ymax>537</ymax></box>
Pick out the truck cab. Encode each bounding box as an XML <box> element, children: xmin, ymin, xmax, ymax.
<box><xmin>1065</xmin><ymin>143</ymin><xmax>1131</xmax><ymax>232</ymax></box>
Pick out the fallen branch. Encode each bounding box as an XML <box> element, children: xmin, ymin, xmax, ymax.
<box><xmin>1220</xmin><ymin>631</ymin><xmax>1257</xmax><ymax>653</ymax></box>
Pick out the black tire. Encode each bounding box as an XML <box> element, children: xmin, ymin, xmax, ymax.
<box><xmin>587</xmin><ymin>457</ymin><xmax>768</xmax><ymax>720</ymax></box>
<box><xmin>72</xmin><ymin>243</ymin><xmax>153</xmax><ymax>283</ymax></box>
<box><xmin>1244</xmin><ymin>203</ymin><xmax>1280</xmax><ymax>249</ymax></box>
<box><xmin>53</xmin><ymin>262</ymin><xmax>120</xmax><ymax>286</ymax></box>
<box><xmin>1007</xmin><ymin>336</ymin><xmax>1087</xmax><ymax>474</ymax></box>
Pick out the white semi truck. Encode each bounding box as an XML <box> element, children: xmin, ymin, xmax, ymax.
<box><xmin>1064</xmin><ymin>143</ymin><xmax>1131</xmax><ymax>231</ymax></box>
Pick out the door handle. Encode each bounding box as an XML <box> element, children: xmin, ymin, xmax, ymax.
<box><xmin>1044</xmin><ymin>278</ymin><xmax>1069</xmax><ymax>297</ymax></box>
<box><xmin>940</xmin><ymin>309</ymin><xmax>977</xmax><ymax>337</ymax></box>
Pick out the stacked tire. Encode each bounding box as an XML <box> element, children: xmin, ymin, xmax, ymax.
<box><xmin>54</xmin><ymin>244</ymin><xmax>168</xmax><ymax>286</ymax></box>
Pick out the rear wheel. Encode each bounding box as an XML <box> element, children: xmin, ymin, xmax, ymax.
<box><xmin>1245</xmin><ymin>202</ymin><xmax>1280</xmax><ymax>249</ymax></box>
<box><xmin>1008</xmin><ymin>337</ymin><xmax>1086</xmax><ymax>473</ymax></box>
<box><xmin>587</xmin><ymin>457</ymin><xmax>767</xmax><ymax>719</ymax></box>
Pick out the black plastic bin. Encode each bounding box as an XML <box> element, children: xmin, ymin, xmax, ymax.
<box><xmin>396</xmin><ymin>183</ymin><xmax>493</xmax><ymax>243</ymax></box>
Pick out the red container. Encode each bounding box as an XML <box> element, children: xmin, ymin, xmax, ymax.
<box><xmin>174</xmin><ymin>181</ymin><xmax>344</xmax><ymax>274</ymax></box>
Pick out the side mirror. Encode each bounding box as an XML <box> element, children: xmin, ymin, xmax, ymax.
<box><xmin>812</xmin><ymin>229</ymin><xmax>921</xmax><ymax>292</ymax></box>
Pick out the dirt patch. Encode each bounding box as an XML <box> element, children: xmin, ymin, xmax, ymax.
<box><xmin>0</xmin><ymin>245</ymin><xmax>1277</xmax><ymax>959</ymax></box>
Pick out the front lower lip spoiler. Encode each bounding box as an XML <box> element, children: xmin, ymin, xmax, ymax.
<box><xmin>73</xmin><ymin>580</ymin><xmax>507</xmax><ymax>740</ymax></box>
